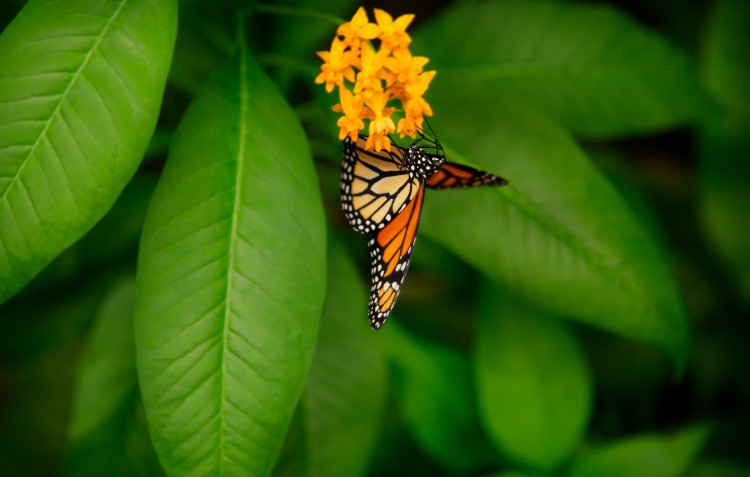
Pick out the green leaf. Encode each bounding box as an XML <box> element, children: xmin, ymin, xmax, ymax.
<box><xmin>2</xmin><ymin>174</ymin><xmax>155</xmax><ymax>297</ymax></box>
<box><xmin>699</xmin><ymin>0</ymin><xmax>750</xmax><ymax>303</ymax></box>
<box><xmin>420</xmin><ymin>101</ymin><xmax>689</xmax><ymax>372</ymax></box>
<box><xmin>413</xmin><ymin>0</ymin><xmax>711</xmax><ymax>138</ymax></box>
<box><xmin>383</xmin><ymin>325</ymin><xmax>499</xmax><ymax>473</ymax></box>
<box><xmin>135</xmin><ymin>46</ymin><xmax>327</xmax><ymax>477</ymax></box>
<box><xmin>568</xmin><ymin>424</ymin><xmax>712</xmax><ymax>477</ymax></box>
<box><xmin>0</xmin><ymin>0</ymin><xmax>177</xmax><ymax>304</ymax></box>
<box><xmin>702</xmin><ymin>0</ymin><xmax>750</xmax><ymax>116</ymax></box>
<box><xmin>275</xmin><ymin>235</ymin><xmax>387</xmax><ymax>477</ymax></box>
<box><xmin>475</xmin><ymin>281</ymin><xmax>592</xmax><ymax>470</ymax></box>
<box><xmin>64</xmin><ymin>277</ymin><xmax>163</xmax><ymax>477</ymax></box>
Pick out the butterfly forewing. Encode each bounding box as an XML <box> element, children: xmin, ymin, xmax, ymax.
<box><xmin>341</xmin><ymin>136</ymin><xmax>420</xmax><ymax>235</ymax></box>
<box><xmin>425</xmin><ymin>162</ymin><xmax>507</xmax><ymax>189</ymax></box>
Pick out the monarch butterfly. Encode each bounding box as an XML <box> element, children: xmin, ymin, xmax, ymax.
<box><xmin>341</xmin><ymin>130</ymin><xmax>507</xmax><ymax>329</ymax></box>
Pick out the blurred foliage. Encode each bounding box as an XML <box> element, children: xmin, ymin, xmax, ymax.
<box><xmin>0</xmin><ymin>0</ymin><xmax>749</xmax><ymax>476</ymax></box>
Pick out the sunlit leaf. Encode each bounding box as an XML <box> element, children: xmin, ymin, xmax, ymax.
<box><xmin>135</xmin><ymin>46</ymin><xmax>327</xmax><ymax>477</ymax></box>
<box><xmin>0</xmin><ymin>0</ymin><xmax>177</xmax><ymax>303</ymax></box>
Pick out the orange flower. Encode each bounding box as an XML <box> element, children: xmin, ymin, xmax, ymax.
<box><xmin>385</xmin><ymin>49</ymin><xmax>429</xmax><ymax>89</ymax></box>
<box><xmin>337</xmin><ymin>7</ymin><xmax>380</xmax><ymax>50</ymax></box>
<box><xmin>396</xmin><ymin>115</ymin><xmax>420</xmax><ymax>138</ymax></box>
<box><xmin>374</xmin><ymin>9</ymin><xmax>414</xmax><ymax>52</ymax></box>
<box><xmin>404</xmin><ymin>70</ymin><xmax>436</xmax><ymax>117</ymax></box>
<box><xmin>335</xmin><ymin>88</ymin><xmax>366</xmax><ymax>142</ymax></box>
<box><xmin>315</xmin><ymin>38</ymin><xmax>355</xmax><ymax>93</ymax></box>
<box><xmin>397</xmin><ymin>71</ymin><xmax>436</xmax><ymax>137</ymax></box>
<box><xmin>316</xmin><ymin>8</ymin><xmax>434</xmax><ymax>150</ymax></box>
<box><xmin>353</xmin><ymin>43</ymin><xmax>386</xmax><ymax>98</ymax></box>
<box><xmin>365</xmin><ymin>91</ymin><xmax>396</xmax><ymax>137</ymax></box>
<box><xmin>366</xmin><ymin>134</ymin><xmax>392</xmax><ymax>152</ymax></box>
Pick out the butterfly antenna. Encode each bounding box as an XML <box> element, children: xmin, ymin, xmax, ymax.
<box><xmin>420</xmin><ymin>117</ymin><xmax>444</xmax><ymax>158</ymax></box>
<box><xmin>422</xmin><ymin>117</ymin><xmax>440</xmax><ymax>145</ymax></box>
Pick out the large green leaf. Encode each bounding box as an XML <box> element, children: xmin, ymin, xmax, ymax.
<box><xmin>699</xmin><ymin>0</ymin><xmax>750</xmax><ymax>303</ymax></box>
<box><xmin>420</xmin><ymin>101</ymin><xmax>689</xmax><ymax>372</ymax></box>
<box><xmin>475</xmin><ymin>281</ymin><xmax>592</xmax><ymax>470</ymax></box>
<box><xmin>64</xmin><ymin>277</ymin><xmax>163</xmax><ymax>477</ymax></box>
<box><xmin>135</xmin><ymin>46</ymin><xmax>327</xmax><ymax>477</ymax></box>
<box><xmin>0</xmin><ymin>0</ymin><xmax>177</xmax><ymax>303</ymax></box>
<box><xmin>568</xmin><ymin>424</ymin><xmax>712</xmax><ymax>477</ymax></box>
<box><xmin>412</xmin><ymin>0</ymin><xmax>711</xmax><ymax>138</ymax></box>
<box><xmin>384</xmin><ymin>324</ymin><xmax>499</xmax><ymax>473</ymax></box>
<box><xmin>275</xmin><ymin>236</ymin><xmax>387</xmax><ymax>477</ymax></box>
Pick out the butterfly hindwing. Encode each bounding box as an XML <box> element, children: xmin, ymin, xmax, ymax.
<box><xmin>425</xmin><ymin>161</ymin><xmax>507</xmax><ymax>189</ymax></box>
<box><xmin>341</xmin><ymin>136</ymin><xmax>420</xmax><ymax>235</ymax></box>
<box><xmin>367</xmin><ymin>184</ymin><xmax>424</xmax><ymax>329</ymax></box>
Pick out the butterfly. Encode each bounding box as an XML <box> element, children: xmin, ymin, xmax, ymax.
<box><xmin>340</xmin><ymin>130</ymin><xmax>507</xmax><ymax>329</ymax></box>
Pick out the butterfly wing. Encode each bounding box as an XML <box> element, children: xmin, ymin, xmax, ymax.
<box><xmin>367</xmin><ymin>183</ymin><xmax>425</xmax><ymax>329</ymax></box>
<box><xmin>341</xmin><ymin>136</ymin><xmax>421</xmax><ymax>234</ymax></box>
<box><xmin>425</xmin><ymin>161</ymin><xmax>507</xmax><ymax>189</ymax></box>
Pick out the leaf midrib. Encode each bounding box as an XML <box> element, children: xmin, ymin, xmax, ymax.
<box><xmin>498</xmin><ymin>185</ymin><xmax>682</xmax><ymax>344</ymax></box>
<box><xmin>0</xmin><ymin>0</ymin><xmax>127</xmax><ymax>206</ymax></box>
<box><xmin>218</xmin><ymin>46</ymin><xmax>249</xmax><ymax>476</ymax></box>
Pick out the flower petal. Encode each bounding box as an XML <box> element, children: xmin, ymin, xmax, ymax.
<box><xmin>374</xmin><ymin>9</ymin><xmax>393</xmax><ymax>31</ymax></box>
<box><xmin>394</xmin><ymin>14</ymin><xmax>415</xmax><ymax>31</ymax></box>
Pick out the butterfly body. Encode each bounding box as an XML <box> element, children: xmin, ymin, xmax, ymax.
<box><xmin>341</xmin><ymin>134</ymin><xmax>507</xmax><ymax>329</ymax></box>
<box><xmin>403</xmin><ymin>145</ymin><xmax>445</xmax><ymax>179</ymax></box>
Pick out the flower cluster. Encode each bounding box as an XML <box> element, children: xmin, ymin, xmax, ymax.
<box><xmin>315</xmin><ymin>7</ymin><xmax>435</xmax><ymax>152</ymax></box>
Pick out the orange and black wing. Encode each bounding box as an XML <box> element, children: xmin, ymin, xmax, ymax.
<box><xmin>367</xmin><ymin>184</ymin><xmax>425</xmax><ymax>329</ymax></box>
<box><xmin>425</xmin><ymin>161</ymin><xmax>507</xmax><ymax>189</ymax></box>
<box><xmin>341</xmin><ymin>136</ymin><xmax>420</xmax><ymax>235</ymax></box>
